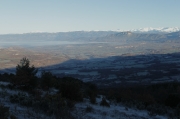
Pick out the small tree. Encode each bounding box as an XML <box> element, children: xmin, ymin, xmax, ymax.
<box><xmin>13</xmin><ymin>57</ymin><xmax>38</xmax><ymax>89</ymax></box>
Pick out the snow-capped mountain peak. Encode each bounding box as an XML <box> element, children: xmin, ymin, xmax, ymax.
<box><xmin>130</xmin><ymin>27</ymin><xmax>180</xmax><ymax>33</ymax></box>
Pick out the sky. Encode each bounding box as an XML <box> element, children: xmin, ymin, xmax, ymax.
<box><xmin>0</xmin><ymin>0</ymin><xmax>180</xmax><ymax>34</ymax></box>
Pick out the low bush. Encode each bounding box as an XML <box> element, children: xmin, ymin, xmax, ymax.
<box><xmin>90</xmin><ymin>95</ymin><xmax>96</xmax><ymax>104</ymax></box>
<box><xmin>58</xmin><ymin>77</ymin><xmax>83</xmax><ymax>101</ymax></box>
<box><xmin>10</xmin><ymin>115</ymin><xmax>17</xmax><ymax>119</ymax></box>
<box><xmin>10</xmin><ymin>92</ymin><xmax>32</xmax><ymax>107</ymax></box>
<box><xmin>0</xmin><ymin>104</ymin><xmax>10</xmax><ymax>119</ymax></box>
<box><xmin>41</xmin><ymin>71</ymin><xmax>55</xmax><ymax>90</ymax></box>
<box><xmin>85</xmin><ymin>105</ymin><xmax>93</xmax><ymax>112</ymax></box>
<box><xmin>85</xmin><ymin>83</ymin><xmax>97</xmax><ymax>104</ymax></box>
<box><xmin>100</xmin><ymin>97</ymin><xmax>110</xmax><ymax>107</ymax></box>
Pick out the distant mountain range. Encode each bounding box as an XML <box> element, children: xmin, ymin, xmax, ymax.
<box><xmin>97</xmin><ymin>31</ymin><xmax>180</xmax><ymax>43</ymax></box>
<box><xmin>83</xmin><ymin>27</ymin><xmax>180</xmax><ymax>33</ymax></box>
<box><xmin>0</xmin><ymin>27</ymin><xmax>180</xmax><ymax>43</ymax></box>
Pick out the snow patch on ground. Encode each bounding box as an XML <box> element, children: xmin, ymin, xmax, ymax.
<box><xmin>0</xmin><ymin>81</ymin><xmax>169</xmax><ymax>119</ymax></box>
<box><xmin>73</xmin><ymin>96</ymin><xmax>168</xmax><ymax>119</ymax></box>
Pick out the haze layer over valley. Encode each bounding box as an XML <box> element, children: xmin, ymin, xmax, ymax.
<box><xmin>0</xmin><ymin>30</ymin><xmax>180</xmax><ymax>67</ymax></box>
<box><xmin>1</xmin><ymin>30</ymin><xmax>180</xmax><ymax>62</ymax></box>
<box><xmin>0</xmin><ymin>29</ymin><xmax>180</xmax><ymax>85</ymax></box>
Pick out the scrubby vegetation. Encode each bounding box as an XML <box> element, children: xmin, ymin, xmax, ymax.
<box><xmin>99</xmin><ymin>82</ymin><xmax>180</xmax><ymax>118</ymax></box>
<box><xmin>0</xmin><ymin>57</ymin><xmax>99</xmax><ymax>119</ymax></box>
<box><xmin>84</xmin><ymin>82</ymin><xmax>97</xmax><ymax>104</ymax></box>
<box><xmin>100</xmin><ymin>97</ymin><xmax>110</xmax><ymax>107</ymax></box>
<box><xmin>85</xmin><ymin>105</ymin><xmax>93</xmax><ymax>113</ymax></box>
<box><xmin>0</xmin><ymin>57</ymin><xmax>180</xmax><ymax>118</ymax></box>
<box><xmin>0</xmin><ymin>104</ymin><xmax>10</xmax><ymax>119</ymax></box>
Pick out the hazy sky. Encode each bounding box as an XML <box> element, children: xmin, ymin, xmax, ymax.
<box><xmin>0</xmin><ymin>0</ymin><xmax>180</xmax><ymax>34</ymax></box>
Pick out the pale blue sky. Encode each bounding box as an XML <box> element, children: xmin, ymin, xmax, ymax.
<box><xmin>0</xmin><ymin>0</ymin><xmax>180</xmax><ymax>34</ymax></box>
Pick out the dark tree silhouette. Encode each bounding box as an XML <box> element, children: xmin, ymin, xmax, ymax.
<box><xmin>13</xmin><ymin>57</ymin><xmax>38</xmax><ymax>89</ymax></box>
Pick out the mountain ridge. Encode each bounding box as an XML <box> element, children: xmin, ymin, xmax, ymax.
<box><xmin>129</xmin><ymin>27</ymin><xmax>180</xmax><ymax>33</ymax></box>
<box><xmin>1</xmin><ymin>27</ymin><xmax>180</xmax><ymax>35</ymax></box>
<box><xmin>0</xmin><ymin>30</ymin><xmax>180</xmax><ymax>42</ymax></box>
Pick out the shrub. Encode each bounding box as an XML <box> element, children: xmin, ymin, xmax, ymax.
<box><xmin>90</xmin><ymin>95</ymin><xmax>96</xmax><ymax>104</ymax></box>
<box><xmin>10</xmin><ymin>93</ymin><xmax>32</xmax><ymax>107</ymax></box>
<box><xmin>44</xmin><ymin>95</ymin><xmax>76</xmax><ymax>119</ymax></box>
<box><xmin>10</xmin><ymin>115</ymin><xmax>17</xmax><ymax>119</ymax></box>
<box><xmin>165</xmin><ymin>94</ymin><xmax>180</xmax><ymax>108</ymax></box>
<box><xmin>0</xmin><ymin>104</ymin><xmax>10</xmax><ymax>119</ymax></box>
<box><xmin>40</xmin><ymin>71</ymin><xmax>54</xmax><ymax>89</ymax></box>
<box><xmin>85</xmin><ymin>105</ymin><xmax>93</xmax><ymax>112</ymax></box>
<box><xmin>85</xmin><ymin>83</ymin><xmax>97</xmax><ymax>104</ymax></box>
<box><xmin>59</xmin><ymin>77</ymin><xmax>83</xmax><ymax>101</ymax></box>
<box><xmin>100</xmin><ymin>97</ymin><xmax>110</xmax><ymax>107</ymax></box>
<box><xmin>66</xmin><ymin>100</ymin><xmax>75</xmax><ymax>108</ymax></box>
